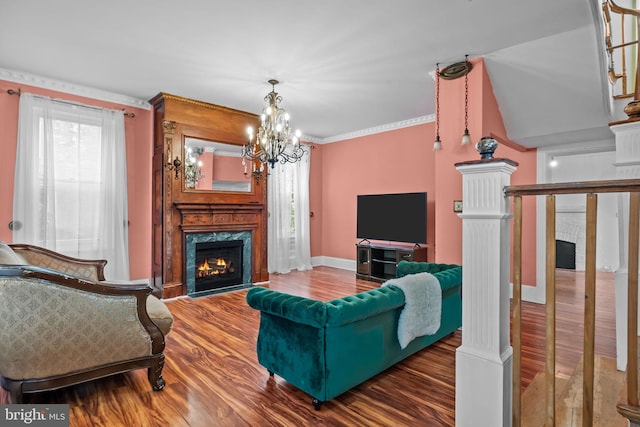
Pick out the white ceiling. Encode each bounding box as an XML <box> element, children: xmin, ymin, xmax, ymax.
<box><xmin>0</xmin><ymin>0</ymin><xmax>615</xmax><ymax>148</ymax></box>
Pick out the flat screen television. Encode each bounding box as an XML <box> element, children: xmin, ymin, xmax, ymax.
<box><xmin>356</xmin><ymin>192</ymin><xmax>427</xmax><ymax>244</ymax></box>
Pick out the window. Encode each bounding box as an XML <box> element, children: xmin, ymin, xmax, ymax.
<box><xmin>13</xmin><ymin>93</ymin><xmax>130</xmax><ymax>279</ymax></box>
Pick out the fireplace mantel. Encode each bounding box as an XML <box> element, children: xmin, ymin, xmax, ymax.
<box><xmin>170</xmin><ymin>202</ymin><xmax>267</xmax><ymax>298</ymax></box>
<box><xmin>150</xmin><ymin>93</ymin><xmax>267</xmax><ymax>299</ymax></box>
<box><xmin>176</xmin><ymin>203</ymin><xmax>263</xmax><ymax>231</ymax></box>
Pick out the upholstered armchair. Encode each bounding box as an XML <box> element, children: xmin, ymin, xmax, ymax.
<box><xmin>0</xmin><ymin>243</ymin><xmax>173</xmax><ymax>403</ymax></box>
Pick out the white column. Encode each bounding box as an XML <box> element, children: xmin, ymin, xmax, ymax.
<box><xmin>610</xmin><ymin>121</ymin><xmax>640</xmax><ymax>371</ymax></box>
<box><xmin>455</xmin><ymin>159</ymin><xmax>517</xmax><ymax>427</ymax></box>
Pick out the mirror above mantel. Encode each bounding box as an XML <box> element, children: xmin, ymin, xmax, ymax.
<box><xmin>184</xmin><ymin>137</ymin><xmax>253</xmax><ymax>193</ymax></box>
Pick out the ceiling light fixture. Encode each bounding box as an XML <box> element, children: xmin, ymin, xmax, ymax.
<box><xmin>433</xmin><ymin>57</ymin><xmax>474</xmax><ymax>152</ymax></box>
<box><xmin>461</xmin><ymin>55</ymin><xmax>471</xmax><ymax>145</ymax></box>
<box><xmin>433</xmin><ymin>64</ymin><xmax>442</xmax><ymax>151</ymax></box>
<box><xmin>243</xmin><ymin>79</ymin><xmax>305</xmax><ymax>176</ymax></box>
<box><xmin>549</xmin><ymin>157</ymin><xmax>558</xmax><ymax>167</ymax></box>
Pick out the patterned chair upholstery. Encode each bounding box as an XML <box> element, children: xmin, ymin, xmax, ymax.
<box><xmin>0</xmin><ymin>243</ymin><xmax>173</xmax><ymax>403</ymax></box>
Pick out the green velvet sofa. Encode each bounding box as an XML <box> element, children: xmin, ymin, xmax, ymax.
<box><xmin>245</xmin><ymin>261</ymin><xmax>462</xmax><ymax>409</ymax></box>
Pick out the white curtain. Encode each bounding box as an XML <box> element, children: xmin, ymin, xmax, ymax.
<box><xmin>267</xmin><ymin>149</ymin><xmax>312</xmax><ymax>274</ymax></box>
<box><xmin>13</xmin><ymin>93</ymin><xmax>130</xmax><ymax>280</ymax></box>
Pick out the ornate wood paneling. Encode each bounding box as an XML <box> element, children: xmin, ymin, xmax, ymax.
<box><xmin>150</xmin><ymin>94</ymin><xmax>266</xmax><ymax>298</ymax></box>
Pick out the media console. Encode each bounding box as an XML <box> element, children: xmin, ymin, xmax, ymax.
<box><xmin>356</xmin><ymin>242</ymin><xmax>427</xmax><ymax>283</ymax></box>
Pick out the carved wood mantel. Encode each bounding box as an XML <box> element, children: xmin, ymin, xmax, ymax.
<box><xmin>150</xmin><ymin>93</ymin><xmax>267</xmax><ymax>298</ymax></box>
<box><xmin>176</xmin><ymin>203</ymin><xmax>267</xmax><ymax>290</ymax></box>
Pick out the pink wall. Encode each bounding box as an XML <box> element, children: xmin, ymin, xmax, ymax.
<box><xmin>315</xmin><ymin>124</ymin><xmax>437</xmax><ymax>261</ymax></box>
<box><xmin>212</xmin><ymin>153</ymin><xmax>247</xmax><ymax>181</ymax></box>
<box><xmin>311</xmin><ymin>57</ymin><xmax>538</xmax><ymax>285</ymax></box>
<box><xmin>0</xmin><ymin>79</ymin><xmax>153</xmax><ymax>280</ymax></box>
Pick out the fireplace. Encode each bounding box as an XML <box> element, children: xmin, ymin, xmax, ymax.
<box><xmin>185</xmin><ymin>231</ymin><xmax>252</xmax><ymax>297</ymax></box>
<box><xmin>195</xmin><ymin>240</ymin><xmax>243</xmax><ymax>292</ymax></box>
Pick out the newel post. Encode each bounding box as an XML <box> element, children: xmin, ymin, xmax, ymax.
<box><xmin>610</xmin><ymin>120</ymin><xmax>640</xmax><ymax>371</ymax></box>
<box><xmin>455</xmin><ymin>158</ymin><xmax>518</xmax><ymax>427</ymax></box>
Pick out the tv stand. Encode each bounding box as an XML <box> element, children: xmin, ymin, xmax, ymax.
<box><xmin>356</xmin><ymin>242</ymin><xmax>427</xmax><ymax>283</ymax></box>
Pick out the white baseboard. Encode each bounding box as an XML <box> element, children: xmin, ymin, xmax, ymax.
<box><xmin>519</xmin><ymin>283</ymin><xmax>545</xmax><ymax>304</ymax></box>
<box><xmin>311</xmin><ymin>256</ymin><xmax>355</xmax><ymax>271</ymax></box>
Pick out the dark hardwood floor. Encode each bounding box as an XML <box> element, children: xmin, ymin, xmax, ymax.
<box><xmin>0</xmin><ymin>267</ymin><xmax>617</xmax><ymax>426</ymax></box>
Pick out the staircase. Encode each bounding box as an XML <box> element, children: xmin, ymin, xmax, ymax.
<box><xmin>521</xmin><ymin>356</ymin><xmax>626</xmax><ymax>426</ymax></box>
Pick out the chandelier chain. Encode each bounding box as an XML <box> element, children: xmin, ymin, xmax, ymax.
<box><xmin>464</xmin><ymin>55</ymin><xmax>469</xmax><ymax>130</ymax></box>
<box><xmin>436</xmin><ymin>63</ymin><xmax>440</xmax><ymax>137</ymax></box>
<box><xmin>433</xmin><ymin>63</ymin><xmax>442</xmax><ymax>151</ymax></box>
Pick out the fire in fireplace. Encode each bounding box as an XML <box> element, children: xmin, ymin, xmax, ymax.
<box><xmin>194</xmin><ymin>240</ymin><xmax>244</xmax><ymax>292</ymax></box>
<box><xmin>196</xmin><ymin>257</ymin><xmax>235</xmax><ymax>278</ymax></box>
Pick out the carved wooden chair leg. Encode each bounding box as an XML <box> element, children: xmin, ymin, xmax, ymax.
<box><xmin>148</xmin><ymin>356</ymin><xmax>166</xmax><ymax>391</ymax></box>
<box><xmin>6</xmin><ymin>380</ymin><xmax>24</xmax><ymax>404</ymax></box>
<box><xmin>312</xmin><ymin>398</ymin><xmax>323</xmax><ymax>410</ymax></box>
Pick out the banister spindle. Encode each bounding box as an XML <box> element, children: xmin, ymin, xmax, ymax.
<box><xmin>545</xmin><ymin>194</ymin><xmax>557</xmax><ymax>426</ymax></box>
<box><xmin>628</xmin><ymin>191</ymin><xmax>639</xmax><ymax>407</ymax></box>
<box><xmin>513</xmin><ymin>195</ymin><xmax>523</xmax><ymax>427</ymax></box>
<box><xmin>583</xmin><ymin>194</ymin><xmax>598</xmax><ymax>426</ymax></box>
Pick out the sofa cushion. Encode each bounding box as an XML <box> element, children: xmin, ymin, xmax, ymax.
<box><xmin>0</xmin><ymin>243</ymin><xmax>27</xmax><ymax>265</ymax></box>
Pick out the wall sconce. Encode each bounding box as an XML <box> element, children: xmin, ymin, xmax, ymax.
<box><xmin>164</xmin><ymin>140</ymin><xmax>182</xmax><ymax>180</ymax></box>
<box><xmin>164</xmin><ymin>145</ymin><xmax>205</xmax><ymax>187</ymax></box>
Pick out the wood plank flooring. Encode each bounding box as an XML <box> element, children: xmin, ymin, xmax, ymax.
<box><xmin>0</xmin><ymin>267</ymin><xmax>617</xmax><ymax>426</ymax></box>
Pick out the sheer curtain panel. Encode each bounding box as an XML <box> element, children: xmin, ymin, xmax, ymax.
<box><xmin>267</xmin><ymin>150</ymin><xmax>312</xmax><ymax>274</ymax></box>
<box><xmin>13</xmin><ymin>93</ymin><xmax>130</xmax><ymax>280</ymax></box>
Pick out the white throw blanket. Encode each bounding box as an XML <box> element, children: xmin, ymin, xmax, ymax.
<box><xmin>382</xmin><ymin>272</ymin><xmax>442</xmax><ymax>349</ymax></box>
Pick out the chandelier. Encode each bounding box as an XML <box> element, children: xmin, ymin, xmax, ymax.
<box><xmin>243</xmin><ymin>79</ymin><xmax>305</xmax><ymax>174</ymax></box>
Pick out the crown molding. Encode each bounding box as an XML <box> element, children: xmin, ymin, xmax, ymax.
<box><xmin>0</xmin><ymin>67</ymin><xmax>151</xmax><ymax>110</ymax></box>
<box><xmin>300</xmin><ymin>134</ymin><xmax>323</xmax><ymax>144</ymax></box>
<box><xmin>319</xmin><ymin>115</ymin><xmax>434</xmax><ymax>144</ymax></box>
<box><xmin>0</xmin><ymin>67</ymin><xmax>434</xmax><ymax>139</ymax></box>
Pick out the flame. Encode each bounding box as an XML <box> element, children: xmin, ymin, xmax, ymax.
<box><xmin>198</xmin><ymin>258</ymin><xmax>210</xmax><ymax>271</ymax></box>
<box><xmin>196</xmin><ymin>257</ymin><xmax>230</xmax><ymax>278</ymax></box>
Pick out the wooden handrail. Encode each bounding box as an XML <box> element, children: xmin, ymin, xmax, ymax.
<box><xmin>608</xmin><ymin>0</ymin><xmax>640</xmax><ymax>18</ymax></box>
<box><xmin>507</xmin><ymin>178</ymin><xmax>640</xmax><ymax>426</ymax></box>
<box><xmin>505</xmin><ymin>178</ymin><xmax>640</xmax><ymax>196</ymax></box>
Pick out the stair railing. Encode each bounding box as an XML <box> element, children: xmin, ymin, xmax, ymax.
<box><xmin>505</xmin><ymin>179</ymin><xmax>640</xmax><ymax>426</ymax></box>
<box><xmin>603</xmin><ymin>0</ymin><xmax>640</xmax><ymax>101</ymax></box>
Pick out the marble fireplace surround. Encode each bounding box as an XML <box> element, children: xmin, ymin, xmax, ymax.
<box><xmin>175</xmin><ymin>203</ymin><xmax>266</xmax><ymax>297</ymax></box>
<box><xmin>185</xmin><ymin>231</ymin><xmax>252</xmax><ymax>296</ymax></box>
